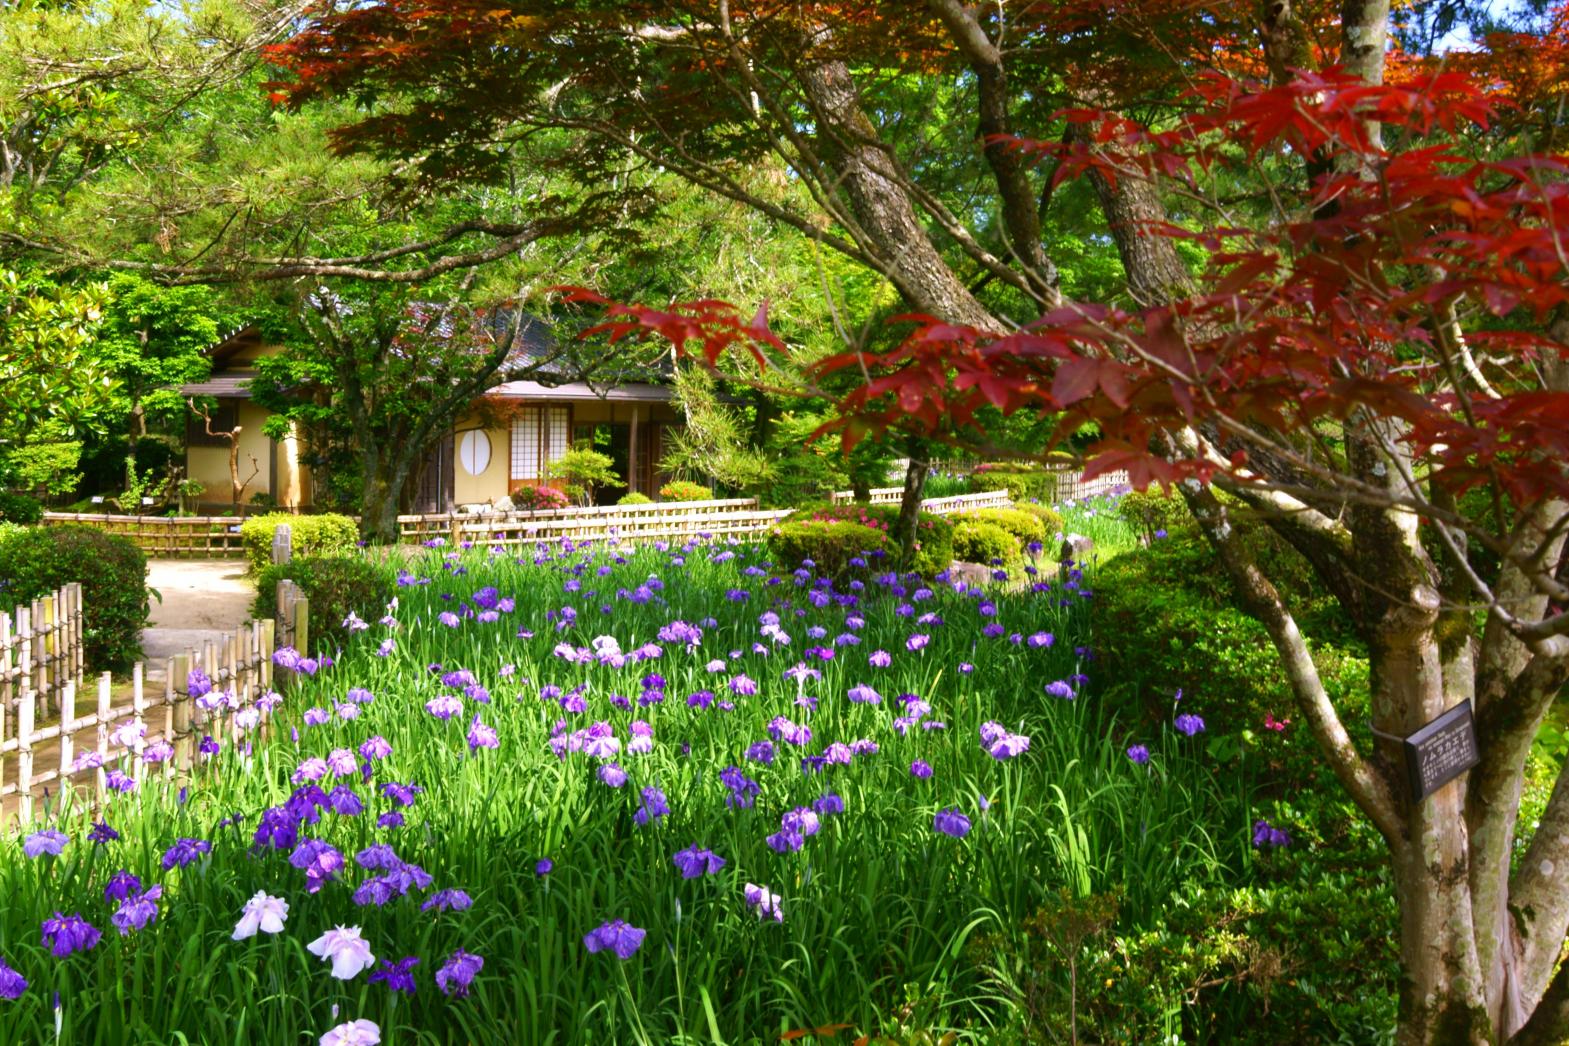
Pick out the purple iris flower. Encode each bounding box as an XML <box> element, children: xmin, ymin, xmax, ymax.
<box><xmin>846</xmin><ymin>683</ymin><xmax>882</xmax><ymax>705</ymax></box>
<box><xmin>371</xmin><ymin>956</ymin><xmax>420</xmax><ymax>994</ymax></box>
<box><xmin>672</xmin><ymin>845</ymin><xmax>726</xmax><ymax>879</ymax></box>
<box><xmin>1252</xmin><ymin>819</ymin><xmax>1291</xmax><ymax>848</ymax></box>
<box><xmin>1045</xmin><ymin>680</ymin><xmax>1076</xmax><ymax>700</ymax></box>
<box><xmin>88</xmin><ymin>822</ymin><xmax>119</xmax><ymax>845</ymax></box>
<box><xmin>111</xmin><ymin>885</ymin><xmax>162</xmax><ymax>935</ymax></box>
<box><xmin>598</xmin><ymin>763</ymin><xmax>628</xmax><ymax>788</ymax></box>
<box><xmin>933</xmin><ymin>808</ymin><xmax>972</xmax><ymax>838</ymax></box>
<box><xmin>0</xmin><ymin>957</ymin><xmax>26</xmax><ymax>999</ymax></box>
<box><xmin>161</xmin><ymin>838</ymin><xmax>211</xmax><ymax>870</ymax></box>
<box><xmin>467</xmin><ymin>715</ymin><xmax>500</xmax><ymax>752</ymax></box>
<box><xmin>910</xmin><ymin>760</ymin><xmax>933</xmax><ymax>779</ymax></box>
<box><xmin>868</xmin><ymin>650</ymin><xmax>892</xmax><ymax>668</ymax></box>
<box><xmin>535</xmin><ymin>858</ymin><xmax>553</xmax><ymax>876</ymax></box>
<box><xmin>583</xmin><ymin>920</ymin><xmax>645</xmax><ymax>960</ymax></box>
<box><xmin>104</xmin><ymin>870</ymin><xmax>142</xmax><ymax>904</ymax></box>
<box><xmin>746</xmin><ymin>740</ymin><xmax>775</xmax><ymax>765</ymax></box>
<box><xmin>1175</xmin><ymin>713</ymin><xmax>1206</xmax><ymax>737</ymax></box>
<box><xmin>813</xmin><ymin>793</ymin><xmax>845</xmax><ymax>816</ymax></box>
<box><xmin>381</xmin><ymin>781</ymin><xmax>422</xmax><ymax>807</ymax></box>
<box><xmin>436</xmin><ymin>950</ymin><xmax>484</xmax><ymax>997</ymax></box>
<box><xmin>422</xmin><ymin>889</ymin><xmax>473</xmax><ymax>913</ymax></box>
<box><xmin>634</xmin><ymin>786</ymin><xmax>669</xmax><ymax>826</ymax></box>
<box><xmin>22</xmin><ymin>830</ymin><xmax>68</xmax><ymax>859</ymax></box>
<box><xmin>1126</xmin><ymin>745</ymin><xmax>1151</xmax><ymax>765</ymax></box>
<box><xmin>40</xmin><ymin>913</ymin><xmax>101</xmax><ymax>957</ymax></box>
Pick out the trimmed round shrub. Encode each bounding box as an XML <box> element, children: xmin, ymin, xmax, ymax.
<box><xmin>659</xmin><ymin>480</ymin><xmax>715</xmax><ymax>502</ymax></box>
<box><xmin>617</xmin><ymin>492</ymin><xmax>654</xmax><ymax>506</ymax></box>
<box><xmin>968</xmin><ymin>464</ymin><xmax>1057</xmax><ymax>504</ymax></box>
<box><xmin>953</xmin><ymin>507</ymin><xmax>1047</xmax><ymax>547</ymax></box>
<box><xmin>0</xmin><ymin>491</ymin><xmax>44</xmax><ymax>524</ymax></box>
<box><xmin>239</xmin><ymin>513</ymin><xmax>358</xmax><ymax>574</ymax></box>
<box><xmin>953</xmin><ymin>520</ymin><xmax>1019</xmax><ymax>566</ymax></box>
<box><xmin>0</xmin><ymin>524</ymin><xmax>147</xmax><ymax>670</ymax></box>
<box><xmin>252</xmin><ymin>555</ymin><xmax>394</xmax><ymax>655</ymax></box>
<box><xmin>767</xmin><ymin>520</ymin><xmax>894</xmax><ymax>577</ymax></box>
<box><xmin>1015</xmin><ymin>502</ymin><xmax>1065</xmax><ymax>537</ymax></box>
<box><xmin>777</xmin><ymin>503</ymin><xmax>953</xmax><ymax>577</ymax></box>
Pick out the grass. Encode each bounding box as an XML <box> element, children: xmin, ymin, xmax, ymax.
<box><xmin>0</xmin><ymin>536</ymin><xmax>1252</xmax><ymax>1043</ymax></box>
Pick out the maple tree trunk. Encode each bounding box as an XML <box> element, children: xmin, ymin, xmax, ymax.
<box><xmin>894</xmin><ymin>449</ymin><xmax>929</xmax><ymax>564</ymax></box>
<box><xmin>795</xmin><ymin>56</ymin><xmax>998</xmax><ymax>330</ymax></box>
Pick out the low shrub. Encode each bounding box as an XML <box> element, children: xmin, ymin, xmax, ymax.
<box><xmin>239</xmin><ymin>513</ymin><xmax>358</xmax><ymax>573</ymax></box>
<box><xmin>778</xmin><ymin>503</ymin><xmax>953</xmax><ymax>576</ymax></box>
<box><xmin>968</xmin><ymin>463</ymin><xmax>1058</xmax><ymax>504</ymax></box>
<box><xmin>511</xmin><ymin>486</ymin><xmax>571</xmax><ymax>511</ymax></box>
<box><xmin>0</xmin><ymin>524</ymin><xmax>147</xmax><ymax>670</ymax></box>
<box><xmin>767</xmin><ymin>520</ymin><xmax>894</xmax><ymax>577</ymax></box>
<box><xmin>1015</xmin><ymin>502</ymin><xmax>1065</xmax><ymax>537</ymax></box>
<box><xmin>659</xmin><ymin>480</ymin><xmax>714</xmax><ymax>502</ymax></box>
<box><xmin>0</xmin><ymin>491</ymin><xmax>43</xmax><ymax>524</ymax></box>
<box><xmin>617</xmin><ymin>492</ymin><xmax>653</xmax><ymax>506</ymax></box>
<box><xmin>953</xmin><ymin>520</ymin><xmax>1019</xmax><ymax>565</ymax></box>
<box><xmin>953</xmin><ymin>507</ymin><xmax>1047</xmax><ymax>547</ymax></box>
<box><xmin>1117</xmin><ymin>486</ymin><xmax>1189</xmax><ymax>544</ymax></box>
<box><xmin>252</xmin><ymin>555</ymin><xmax>394</xmax><ymax>654</ymax></box>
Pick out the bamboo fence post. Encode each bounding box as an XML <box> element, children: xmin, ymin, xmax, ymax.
<box><xmin>260</xmin><ymin>619</ymin><xmax>275</xmax><ymax>691</ymax></box>
<box><xmin>16</xmin><ymin>679</ymin><xmax>34</xmax><ymax>823</ymax></box>
<box><xmin>172</xmin><ymin>653</ymin><xmax>192</xmax><ymax>770</ymax></box>
<box><xmin>131</xmin><ymin>662</ymin><xmax>147</xmax><ymax>786</ymax></box>
<box><xmin>96</xmin><ymin>672</ymin><xmax>111</xmax><ymax>793</ymax></box>
<box><xmin>0</xmin><ymin>610</ymin><xmax>11</xmax><ymax>721</ymax></box>
<box><xmin>70</xmin><ymin>583</ymin><xmax>84</xmax><ymax>691</ymax></box>
<box><xmin>57</xmin><ymin>680</ymin><xmax>75</xmax><ymax>796</ymax></box>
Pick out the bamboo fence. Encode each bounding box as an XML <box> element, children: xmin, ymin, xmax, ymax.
<box><xmin>0</xmin><ymin>614</ymin><xmax>288</xmax><ymax>824</ymax></box>
<box><xmin>40</xmin><ymin>512</ymin><xmax>247</xmax><ymax>556</ymax></box>
<box><xmin>0</xmin><ymin>583</ymin><xmax>85</xmax><ymax>725</ymax></box>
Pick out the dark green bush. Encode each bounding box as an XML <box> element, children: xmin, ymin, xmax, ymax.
<box><xmin>778</xmin><ymin>503</ymin><xmax>953</xmax><ymax>576</ymax></box>
<box><xmin>953</xmin><ymin>507</ymin><xmax>1047</xmax><ymax>547</ymax></box>
<box><xmin>1094</xmin><ymin>526</ymin><xmax>1366</xmax><ymax>739</ymax></box>
<box><xmin>766</xmin><ymin>520</ymin><xmax>894</xmax><ymax>577</ymax></box>
<box><xmin>1117</xmin><ymin>486</ymin><xmax>1189</xmax><ymax>543</ymax></box>
<box><xmin>239</xmin><ymin>513</ymin><xmax>358</xmax><ymax>573</ymax></box>
<box><xmin>252</xmin><ymin>555</ymin><xmax>393</xmax><ymax>654</ymax></box>
<box><xmin>0</xmin><ymin>491</ymin><xmax>44</xmax><ymax>524</ymax></box>
<box><xmin>952</xmin><ymin>520</ymin><xmax>1019</xmax><ymax>565</ymax></box>
<box><xmin>968</xmin><ymin>464</ymin><xmax>1057</xmax><ymax>504</ymax></box>
<box><xmin>0</xmin><ymin>524</ymin><xmax>148</xmax><ymax>670</ymax></box>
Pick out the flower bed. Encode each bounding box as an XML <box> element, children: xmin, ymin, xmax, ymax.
<box><xmin>0</xmin><ymin>537</ymin><xmax>1240</xmax><ymax>1043</ymax></box>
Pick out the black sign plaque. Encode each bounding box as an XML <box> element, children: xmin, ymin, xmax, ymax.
<box><xmin>1402</xmin><ymin>701</ymin><xmax>1480</xmax><ymax>801</ymax></box>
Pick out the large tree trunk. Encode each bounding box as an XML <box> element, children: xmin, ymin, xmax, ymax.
<box><xmin>894</xmin><ymin>444</ymin><xmax>929</xmax><ymax>564</ymax></box>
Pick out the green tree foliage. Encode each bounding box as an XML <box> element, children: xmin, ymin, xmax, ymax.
<box><xmin>0</xmin><ymin>270</ymin><xmax>114</xmax><ymax>449</ymax></box>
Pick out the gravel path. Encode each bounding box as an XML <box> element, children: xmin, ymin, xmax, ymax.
<box><xmin>143</xmin><ymin>559</ymin><xmax>256</xmax><ymax>671</ymax></box>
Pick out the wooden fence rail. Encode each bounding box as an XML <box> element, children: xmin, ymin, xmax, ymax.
<box><xmin>40</xmin><ymin>513</ymin><xmax>247</xmax><ymax>556</ymax></box>
<box><xmin>0</xmin><ymin>614</ymin><xmax>291</xmax><ymax>824</ymax></box>
<box><xmin>0</xmin><ymin>583</ymin><xmax>85</xmax><ymax>727</ymax></box>
<box><xmin>40</xmin><ymin>480</ymin><xmax>1116</xmax><ymax>559</ymax></box>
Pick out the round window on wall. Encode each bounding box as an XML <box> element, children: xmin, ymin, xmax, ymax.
<box><xmin>459</xmin><ymin>431</ymin><xmax>492</xmax><ymax>476</ymax></box>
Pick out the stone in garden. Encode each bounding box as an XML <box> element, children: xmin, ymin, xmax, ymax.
<box><xmin>1060</xmin><ymin>533</ymin><xmax>1094</xmax><ymax>562</ymax></box>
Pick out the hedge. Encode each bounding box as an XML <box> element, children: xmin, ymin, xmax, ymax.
<box><xmin>0</xmin><ymin>491</ymin><xmax>43</xmax><ymax>525</ymax></box>
<box><xmin>778</xmin><ymin>503</ymin><xmax>953</xmax><ymax>577</ymax></box>
<box><xmin>952</xmin><ymin>507</ymin><xmax>1048</xmax><ymax>548</ymax></box>
<box><xmin>967</xmin><ymin>464</ymin><xmax>1057</xmax><ymax>504</ymax></box>
<box><xmin>1014</xmin><ymin>503</ymin><xmax>1065</xmax><ymax>537</ymax></box>
<box><xmin>252</xmin><ymin>555</ymin><xmax>394</xmax><ymax>654</ymax></box>
<box><xmin>952</xmin><ymin>520</ymin><xmax>1019</xmax><ymax>566</ymax></box>
<box><xmin>766</xmin><ymin>520</ymin><xmax>895</xmax><ymax>578</ymax></box>
<box><xmin>239</xmin><ymin>513</ymin><xmax>358</xmax><ymax>574</ymax></box>
<box><xmin>0</xmin><ymin>524</ymin><xmax>148</xmax><ymax>670</ymax></box>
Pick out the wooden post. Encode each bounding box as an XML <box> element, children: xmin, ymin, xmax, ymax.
<box><xmin>131</xmin><ymin>662</ymin><xmax>146</xmax><ymax>786</ymax></box>
<box><xmin>294</xmin><ymin>594</ymin><xmax>309</xmax><ymax>664</ymax></box>
<box><xmin>171</xmin><ymin>653</ymin><xmax>192</xmax><ymax>769</ymax></box>
<box><xmin>16</xmin><ymin>606</ymin><xmax>31</xmax><ymax>724</ymax></box>
<box><xmin>272</xmin><ymin>523</ymin><xmax>292</xmax><ymax>566</ymax></box>
<box><xmin>96</xmin><ymin>673</ymin><xmax>111</xmax><ymax>793</ymax></box>
<box><xmin>259</xmin><ymin>618</ymin><xmax>275</xmax><ymax>691</ymax></box>
<box><xmin>57</xmin><ymin>680</ymin><xmax>75</xmax><ymax>796</ymax></box>
<box><xmin>450</xmin><ymin>513</ymin><xmax>462</xmax><ymax>548</ymax></box>
<box><xmin>0</xmin><ymin>610</ymin><xmax>12</xmax><ymax>724</ymax></box>
<box><xmin>16</xmin><ymin>679</ymin><xmax>34</xmax><ymax>824</ymax></box>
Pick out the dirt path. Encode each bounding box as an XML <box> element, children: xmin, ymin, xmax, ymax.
<box><xmin>144</xmin><ymin>558</ymin><xmax>256</xmax><ymax>669</ymax></box>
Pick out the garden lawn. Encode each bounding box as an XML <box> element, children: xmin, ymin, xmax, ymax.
<box><xmin>0</xmin><ymin>536</ymin><xmax>1249</xmax><ymax>1044</ymax></box>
